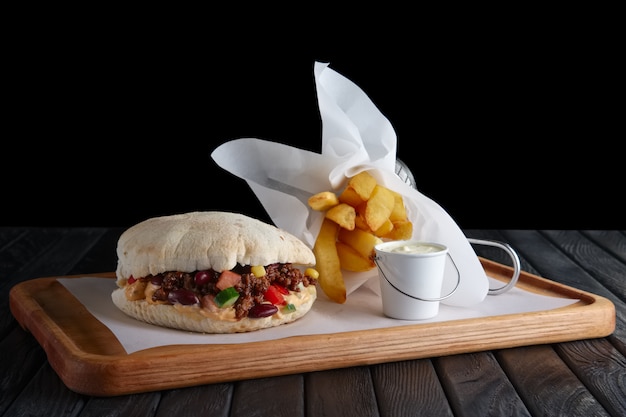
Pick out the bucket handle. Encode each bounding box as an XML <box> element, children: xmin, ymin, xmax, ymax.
<box><xmin>374</xmin><ymin>253</ymin><xmax>461</xmax><ymax>302</ymax></box>
<box><xmin>468</xmin><ymin>238</ymin><xmax>521</xmax><ymax>295</ymax></box>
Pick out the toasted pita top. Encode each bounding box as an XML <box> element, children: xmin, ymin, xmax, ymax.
<box><xmin>116</xmin><ymin>211</ymin><xmax>315</xmax><ymax>282</ymax></box>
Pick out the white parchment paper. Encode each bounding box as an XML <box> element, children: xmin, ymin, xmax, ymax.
<box><xmin>59</xmin><ymin>277</ymin><xmax>578</xmax><ymax>354</ymax></box>
<box><xmin>212</xmin><ymin>61</ymin><xmax>489</xmax><ymax>306</ymax></box>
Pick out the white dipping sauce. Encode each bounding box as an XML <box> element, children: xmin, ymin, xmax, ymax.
<box><xmin>390</xmin><ymin>243</ymin><xmax>443</xmax><ymax>254</ymax></box>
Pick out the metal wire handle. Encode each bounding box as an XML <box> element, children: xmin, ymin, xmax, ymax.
<box><xmin>396</xmin><ymin>159</ymin><xmax>521</xmax><ymax>295</ymax></box>
<box><xmin>374</xmin><ymin>253</ymin><xmax>461</xmax><ymax>302</ymax></box>
<box><xmin>467</xmin><ymin>238</ymin><xmax>521</xmax><ymax>295</ymax></box>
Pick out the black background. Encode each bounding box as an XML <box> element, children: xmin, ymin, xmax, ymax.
<box><xmin>4</xmin><ymin>26</ymin><xmax>622</xmax><ymax>229</ymax></box>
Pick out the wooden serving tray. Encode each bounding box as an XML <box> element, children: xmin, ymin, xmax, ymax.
<box><xmin>9</xmin><ymin>258</ymin><xmax>615</xmax><ymax>397</ymax></box>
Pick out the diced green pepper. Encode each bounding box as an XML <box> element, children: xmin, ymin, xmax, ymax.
<box><xmin>214</xmin><ymin>287</ymin><xmax>239</xmax><ymax>308</ymax></box>
<box><xmin>282</xmin><ymin>303</ymin><xmax>296</xmax><ymax>313</ymax></box>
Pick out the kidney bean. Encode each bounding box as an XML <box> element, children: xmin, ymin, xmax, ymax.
<box><xmin>195</xmin><ymin>270</ymin><xmax>212</xmax><ymax>286</ymax></box>
<box><xmin>167</xmin><ymin>289</ymin><xmax>199</xmax><ymax>305</ymax></box>
<box><xmin>248</xmin><ymin>303</ymin><xmax>278</xmax><ymax>318</ymax></box>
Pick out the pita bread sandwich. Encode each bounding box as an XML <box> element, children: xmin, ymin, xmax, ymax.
<box><xmin>112</xmin><ymin>211</ymin><xmax>318</xmax><ymax>333</ymax></box>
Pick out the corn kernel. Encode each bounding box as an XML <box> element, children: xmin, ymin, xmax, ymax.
<box><xmin>251</xmin><ymin>265</ymin><xmax>266</xmax><ymax>277</ymax></box>
<box><xmin>305</xmin><ymin>268</ymin><xmax>319</xmax><ymax>279</ymax></box>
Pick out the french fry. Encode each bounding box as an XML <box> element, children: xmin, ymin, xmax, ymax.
<box><xmin>388</xmin><ymin>190</ymin><xmax>408</xmax><ymax>222</ymax></box>
<box><xmin>354</xmin><ymin>207</ymin><xmax>370</xmax><ymax>231</ymax></box>
<box><xmin>336</xmin><ymin>241</ymin><xmax>375</xmax><ymax>272</ymax></box>
<box><xmin>313</xmin><ymin>218</ymin><xmax>346</xmax><ymax>303</ymax></box>
<box><xmin>338</xmin><ymin>227</ymin><xmax>382</xmax><ymax>260</ymax></box>
<box><xmin>382</xmin><ymin>219</ymin><xmax>413</xmax><ymax>240</ymax></box>
<box><xmin>310</xmin><ymin>170</ymin><xmax>413</xmax><ymax>303</ymax></box>
<box><xmin>325</xmin><ymin>203</ymin><xmax>356</xmax><ymax>231</ymax></box>
<box><xmin>346</xmin><ymin>171</ymin><xmax>377</xmax><ymax>201</ymax></box>
<box><xmin>373</xmin><ymin>218</ymin><xmax>394</xmax><ymax>237</ymax></box>
<box><xmin>364</xmin><ymin>185</ymin><xmax>395</xmax><ymax>232</ymax></box>
<box><xmin>308</xmin><ymin>191</ymin><xmax>339</xmax><ymax>211</ymax></box>
<box><xmin>338</xmin><ymin>186</ymin><xmax>364</xmax><ymax>207</ymax></box>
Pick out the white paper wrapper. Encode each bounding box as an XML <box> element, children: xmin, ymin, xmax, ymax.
<box><xmin>212</xmin><ymin>61</ymin><xmax>489</xmax><ymax>307</ymax></box>
<box><xmin>59</xmin><ymin>277</ymin><xmax>578</xmax><ymax>354</ymax></box>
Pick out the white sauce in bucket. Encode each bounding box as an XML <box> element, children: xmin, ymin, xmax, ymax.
<box><xmin>389</xmin><ymin>243</ymin><xmax>443</xmax><ymax>254</ymax></box>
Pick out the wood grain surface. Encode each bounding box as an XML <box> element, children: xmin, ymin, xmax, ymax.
<box><xmin>2</xmin><ymin>228</ymin><xmax>624</xmax><ymax>416</ymax></box>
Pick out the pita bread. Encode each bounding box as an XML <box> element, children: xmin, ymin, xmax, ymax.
<box><xmin>116</xmin><ymin>211</ymin><xmax>315</xmax><ymax>282</ymax></box>
<box><xmin>112</xmin><ymin>211</ymin><xmax>318</xmax><ymax>334</ymax></box>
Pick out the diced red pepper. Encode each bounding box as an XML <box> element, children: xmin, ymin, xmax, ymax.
<box><xmin>274</xmin><ymin>284</ymin><xmax>289</xmax><ymax>295</ymax></box>
<box><xmin>128</xmin><ymin>276</ymin><xmax>137</xmax><ymax>284</ymax></box>
<box><xmin>264</xmin><ymin>284</ymin><xmax>288</xmax><ymax>305</ymax></box>
<box><xmin>216</xmin><ymin>270</ymin><xmax>242</xmax><ymax>290</ymax></box>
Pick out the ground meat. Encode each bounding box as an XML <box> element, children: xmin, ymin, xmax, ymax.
<box><xmin>161</xmin><ymin>272</ymin><xmax>189</xmax><ymax>291</ymax></box>
<box><xmin>234</xmin><ymin>272</ymin><xmax>271</xmax><ymax>319</ymax></box>
<box><xmin>138</xmin><ymin>263</ymin><xmax>316</xmax><ymax>319</ymax></box>
<box><xmin>152</xmin><ymin>287</ymin><xmax>168</xmax><ymax>302</ymax></box>
<box><xmin>266</xmin><ymin>263</ymin><xmax>314</xmax><ymax>290</ymax></box>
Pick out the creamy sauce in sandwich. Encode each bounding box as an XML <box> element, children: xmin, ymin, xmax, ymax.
<box><xmin>124</xmin><ymin>280</ymin><xmax>315</xmax><ymax>321</ymax></box>
<box><xmin>144</xmin><ymin>282</ymin><xmax>168</xmax><ymax>305</ymax></box>
<box><xmin>175</xmin><ymin>303</ymin><xmax>238</xmax><ymax>321</ymax></box>
<box><xmin>194</xmin><ymin>286</ymin><xmax>315</xmax><ymax>321</ymax></box>
<box><xmin>124</xmin><ymin>280</ymin><xmax>147</xmax><ymax>301</ymax></box>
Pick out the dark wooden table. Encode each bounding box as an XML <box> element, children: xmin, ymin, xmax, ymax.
<box><xmin>1</xmin><ymin>228</ymin><xmax>624</xmax><ymax>417</ymax></box>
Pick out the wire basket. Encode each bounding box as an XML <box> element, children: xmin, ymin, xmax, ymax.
<box><xmin>395</xmin><ymin>159</ymin><xmax>416</xmax><ymax>190</ymax></box>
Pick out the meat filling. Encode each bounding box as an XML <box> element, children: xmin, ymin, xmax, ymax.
<box><xmin>132</xmin><ymin>263</ymin><xmax>316</xmax><ymax>319</ymax></box>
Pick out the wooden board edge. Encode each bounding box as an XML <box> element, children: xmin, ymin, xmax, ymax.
<box><xmin>479</xmin><ymin>257</ymin><xmax>602</xmax><ymax>303</ymax></box>
<box><xmin>65</xmin><ymin>300</ymin><xmax>616</xmax><ymax>396</ymax></box>
<box><xmin>8</xmin><ymin>263</ymin><xmax>617</xmax><ymax>396</ymax></box>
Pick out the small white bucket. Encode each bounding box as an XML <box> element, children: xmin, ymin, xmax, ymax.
<box><xmin>374</xmin><ymin>240</ymin><xmax>460</xmax><ymax>320</ymax></box>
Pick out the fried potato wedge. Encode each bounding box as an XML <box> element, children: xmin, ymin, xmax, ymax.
<box><xmin>313</xmin><ymin>218</ymin><xmax>346</xmax><ymax>303</ymax></box>
<box><xmin>354</xmin><ymin>208</ymin><xmax>370</xmax><ymax>231</ymax></box>
<box><xmin>388</xmin><ymin>190</ymin><xmax>409</xmax><ymax>222</ymax></box>
<box><xmin>338</xmin><ymin>186</ymin><xmax>364</xmax><ymax>207</ymax></box>
<box><xmin>338</xmin><ymin>227</ymin><xmax>382</xmax><ymax>260</ymax></box>
<box><xmin>308</xmin><ymin>191</ymin><xmax>339</xmax><ymax>211</ymax></box>
<box><xmin>336</xmin><ymin>241</ymin><xmax>375</xmax><ymax>272</ymax></box>
<box><xmin>364</xmin><ymin>185</ymin><xmax>395</xmax><ymax>231</ymax></box>
<box><xmin>373</xmin><ymin>218</ymin><xmax>394</xmax><ymax>236</ymax></box>
<box><xmin>382</xmin><ymin>219</ymin><xmax>414</xmax><ymax>240</ymax></box>
<box><xmin>346</xmin><ymin>171</ymin><xmax>377</xmax><ymax>201</ymax></box>
<box><xmin>325</xmin><ymin>203</ymin><xmax>356</xmax><ymax>230</ymax></box>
